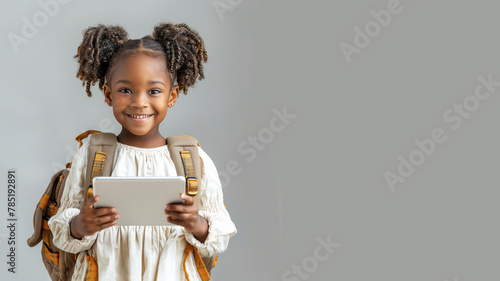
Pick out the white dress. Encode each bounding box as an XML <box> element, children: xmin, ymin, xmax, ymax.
<box><xmin>48</xmin><ymin>140</ymin><xmax>237</xmax><ymax>281</ymax></box>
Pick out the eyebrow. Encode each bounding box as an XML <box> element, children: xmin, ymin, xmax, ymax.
<box><xmin>114</xmin><ymin>80</ymin><xmax>167</xmax><ymax>87</ymax></box>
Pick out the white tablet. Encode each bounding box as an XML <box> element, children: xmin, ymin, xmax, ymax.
<box><xmin>92</xmin><ymin>176</ymin><xmax>186</xmax><ymax>226</ymax></box>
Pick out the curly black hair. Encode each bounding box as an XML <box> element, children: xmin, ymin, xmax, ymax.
<box><xmin>74</xmin><ymin>22</ymin><xmax>208</xmax><ymax>97</ymax></box>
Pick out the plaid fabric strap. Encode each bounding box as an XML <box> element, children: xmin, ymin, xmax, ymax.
<box><xmin>183</xmin><ymin>243</ymin><xmax>210</xmax><ymax>281</ymax></box>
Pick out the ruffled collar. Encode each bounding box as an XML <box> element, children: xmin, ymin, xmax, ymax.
<box><xmin>117</xmin><ymin>142</ymin><xmax>169</xmax><ymax>154</ymax></box>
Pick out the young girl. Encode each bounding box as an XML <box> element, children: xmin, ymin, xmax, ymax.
<box><xmin>48</xmin><ymin>22</ymin><xmax>237</xmax><ymax>280</ymax></box>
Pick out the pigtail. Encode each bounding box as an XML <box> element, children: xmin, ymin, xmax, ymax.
<box><xmin>75</xmin><ymin>24</ymin><xmax>128</xmax><ymax>97</ymax></box>
<box><xmin>152</xmin><ymin>23</ymin><xmax>208</xmax><ymax>94</ymax></box>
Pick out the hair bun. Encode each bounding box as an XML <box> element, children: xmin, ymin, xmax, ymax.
<box><xmin>75</xmin><ymin>24</ymin><xmax>128</xmax><ymax>97</ymax></box>
<box><xmin>152</xmin><ymin>23</ymin><xmax>208</xmax><ymax>94</ymax></box>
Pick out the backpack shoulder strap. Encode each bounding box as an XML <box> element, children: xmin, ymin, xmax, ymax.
<box><xmin>84</xmin><ymin>132</ymin><xmax>117</xmax><ymax>200</ymax></box>
<box><xmin>166</xmin><ymin>135</ymin><xmax>202</xmax><ymax>196</ymax></box>
<box><xmin>168</xmin><ymin>135</ymin><xmax>217</xmax><ymax>279</ymax></box>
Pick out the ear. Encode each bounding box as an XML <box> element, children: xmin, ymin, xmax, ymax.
<box><xmin>103</xmin><ymin>83</ymin><xmax>113</xmax><ymax>106</ymax></box>
<box><xmin>168</xmin><ymin>85</ymin><xmax>179</xmax><ymax>107</ymax></box>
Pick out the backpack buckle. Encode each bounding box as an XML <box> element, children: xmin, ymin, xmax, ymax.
<box><xmin>46</xmin><ymin>201</ymin><xmax>59</xmax><ymax>217</ymax></box>
<box><xmin>186</xmin><ymin>177</ymin><xmax>198</xmax><ymax>196</ymax></box>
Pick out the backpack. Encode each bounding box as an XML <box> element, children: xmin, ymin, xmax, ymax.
<box><xmin>27</xmin><ymin>130</ymin><xmax>218</xmax><ymax>281</ymax></box>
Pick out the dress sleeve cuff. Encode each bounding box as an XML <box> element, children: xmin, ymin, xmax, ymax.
<box><xmin>48</xmin><ymin>208</ymin><xmax>98</xmax><ymax>254</ymax></box>
<box><xmin>184</xmin><ymin>209</ymin><xmax>237</xmax><ymax>257</ymax></box>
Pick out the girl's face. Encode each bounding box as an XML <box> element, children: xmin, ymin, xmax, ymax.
<box><xmin>103</xmin><ymin>53</ymin><xmax>178</xmax><ymax>141</ymax></box>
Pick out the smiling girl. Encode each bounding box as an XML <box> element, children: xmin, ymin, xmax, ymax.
<box><xmin>48</xmin><ymin>23</ymin><xmax>237</xmax><ymax>281</ymax></box>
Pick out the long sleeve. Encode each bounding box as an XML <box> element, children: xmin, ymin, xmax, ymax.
<box><xmin>183</xmin><ymin>146</ymin><xmax>237</xmax><ymax>257</ymax></box>
<box><xmin>48</xmin><ymin>142</ymin><xmax>98</xmax><ymax>254</ymax></box>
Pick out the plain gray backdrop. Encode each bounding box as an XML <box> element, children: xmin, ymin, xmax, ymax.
<box><xmin>1</xmin><ymin>0</ymin><xmax>500</xmax><ymax>280</ymax></box>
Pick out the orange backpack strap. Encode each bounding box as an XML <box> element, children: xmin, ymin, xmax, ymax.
<box><xmin>183</xmin><ymin>243</ymin><xmax>211</xmax><ymax>281</ymax></box>
<box><xmin>84</xmin><ymin>253</ymin><xmax>98</xmax><ymax>280</ymax></box>
<box><xmin>84</xmin><ymin>132</ymin><xmax>117</xmax><ymax>200</ymax></box>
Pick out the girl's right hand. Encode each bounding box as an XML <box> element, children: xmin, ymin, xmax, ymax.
<box><xmin>70</xmin><ymin>196</ymin><xmax>119</xmax><ymax>239</ymax></box>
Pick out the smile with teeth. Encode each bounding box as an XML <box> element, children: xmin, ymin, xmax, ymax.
<box><xmin>127</xmin><ymin>114</ymin><xmax>153</xmax><ymax>119</ymax></box>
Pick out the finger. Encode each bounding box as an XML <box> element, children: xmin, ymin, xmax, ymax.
<box><xmin>88</xmin><ymin>212</ymin><xmax>119</xmax><ymax>226</ymax></box>
<box><xmin>82</xmin><ymin>196</ymin><xmax>98</xmax><ymax>210</ymax></box>
<box><xmin>166</xmin><ymin>216</ymin><xmax>184</xmax><ymax>226</ymax></box>
<box><xmin>93</xmin><ymin>207</ymin><xmax>117</xmax><ymax>217</ymax></box>
<box><xmin>98</xmin><ymin>220</ymin><xmax>117</xmax><ymax>230</ymax></box>
<box><xmin>181</xmin><ymin>193</ymin><xmax>194</xmax><ymax>206</ymax></box>
<box><xmin>101</xmin><ymin>213</ymin><xmax>119</xmax><ymax>223</ymax></box>
<box><xmin>165</xmin><ymin>204</ymin><xmax>188</xmax><ymax>213</ymax></box>
<box><xmin>165</xmin><ymin>211</ymin><xmax>184</xmax><ymax>220</ymax></box>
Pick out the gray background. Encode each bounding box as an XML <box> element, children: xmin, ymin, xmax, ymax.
<box><xmin>1</xmin><ymin>0</ymin><xmax>500</xmax><ymax>280</ymax></box>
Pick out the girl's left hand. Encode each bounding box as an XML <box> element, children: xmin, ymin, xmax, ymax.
<box><xmin>165</xmin><ymin>194</ymin><xmax>208</xmax><ymax>239</ymax></box>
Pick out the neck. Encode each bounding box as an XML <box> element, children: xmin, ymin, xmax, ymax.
<box><xmin>117</xmin><ymin>127</ymin><xmax>166</xmax><ymax>148</ymax></box>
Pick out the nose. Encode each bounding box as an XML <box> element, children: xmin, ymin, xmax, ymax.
<box><xmin>131</xmin><ymin>92</ymin><xmax>148</xmax><ymax>108</ymax></box>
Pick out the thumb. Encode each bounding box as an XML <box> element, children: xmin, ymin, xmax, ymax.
<box><xmin>181</xmin><ymin>193</ymin><xmax>194</xmax><ymax>206</ymax></box>
<box><xmin>83</xmin><ymin>196</ymin><xmax>98</xmax><ymax>210</ymax></box>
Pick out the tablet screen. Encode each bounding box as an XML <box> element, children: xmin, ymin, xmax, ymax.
<box><xmin>93</xmin><ymin>176</ymin><xmax>186</xmax><ymax>226</ymax></box>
